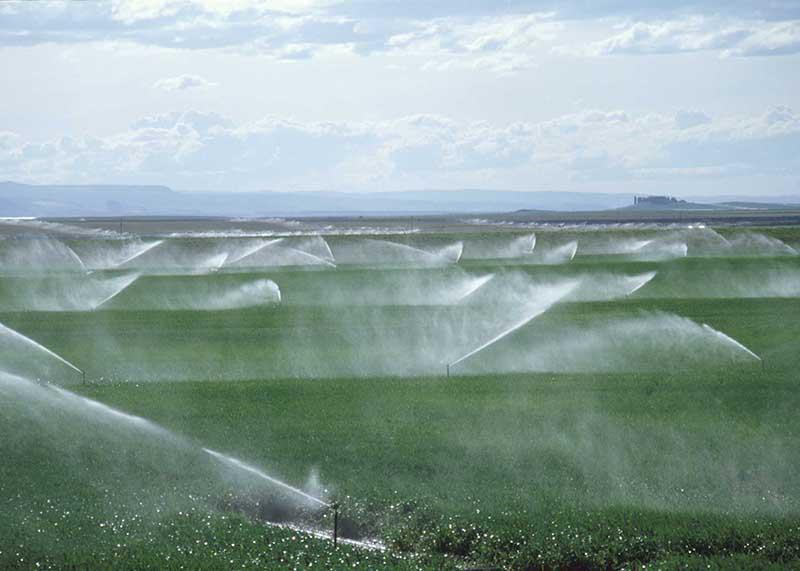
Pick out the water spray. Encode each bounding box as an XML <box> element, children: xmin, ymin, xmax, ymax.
<box><xmin>626</xmin><ymin>271</ymin><xmax>657</xmax><ymax>296</ymax></box>
<box><xmin>447</xmin><ymin>280</ymin><xmax>579</xmax><ymax>375</ymax></box>
<box><xmin>226</xmin><ymin>238</ymin><xmax>285</xmax><ymax>265</ymax></box>
<box><xmin>284</xmin><ymin>246</ymin><xmax>337</xmax><ymax>268</ymax></box>
<box><xmin>203</xmin><ymin>448</ymin><xmax>344</xmax><ymax>545</ymax></box>
<box><xmin>65</xmin><ymin>243</ymin><xmax>88</xmax><ymax>273</ymax></box>
<box><xmin>92</xmin><ymin>273</ymin><xmax>140</xmax><ymax>310</ymax></box>
<box><xmin>701</xmin><ymin>323</ymin><xmax>762</xmax><ymax>366</ymax></box>
<box><xmin>115</xmin><ymin>239</ymin><xmax>165</xmax><ymax>268</ymax></box>
<box><xmin>361</xmin><ymin>239</ymin><xmax>457</xmax><ymax>266</ymax></box>
<box><xmin>455</xmin><ymin>274</ymin><xmax>495</xmax><ymax>304</ymax></box>
<box><xmin>203</xmin><ymin>448</ymin><xmax>330</xmax><ymax>508</ymax></box>
<box><xmin>0</xmin><ymin>322</ymin><xmax>85</xmax><ymax>379</ymax></box>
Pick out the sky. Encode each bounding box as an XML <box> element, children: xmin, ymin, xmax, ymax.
<box><xmin>0</xmin><ymin>0</ymin><xmax>799</xmax><ymax>196</ymax></box>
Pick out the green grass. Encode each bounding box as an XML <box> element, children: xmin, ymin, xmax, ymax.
<box><xmin>2</xmin><ymin>227</ymin><xmax>800</xmax><ymax>569</ymax></box>
<box><xmin>4</xmin><ymin>368</ymin><xmax>798</xmax><ymax>569</ymax></box>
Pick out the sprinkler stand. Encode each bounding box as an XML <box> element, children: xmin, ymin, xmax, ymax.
<box><xmin>446</xmin><ymin>364</ymin><xmax>450</xmax><ymax>378</ymax></box>
<box><xmin>332</xmin><ymin>502</ymin><xmax>340</xmax><ymax>547</ymax></box>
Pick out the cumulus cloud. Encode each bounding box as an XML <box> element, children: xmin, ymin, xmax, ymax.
<box><xmin>588</xmin><ymin>17</ymin><xmax>800</xmax><ymax>57</ymax></box>
<box><xmin>675</xmin><ymin>110</ymin><xmax>711</xmax><ymax>130</ymax></box>
<box><xmin>387</xmin><ymin>13</ymin><xmax>561</xmax><ymax>73</ymax></box>
<box><xmin>0</xmin><ymin>107</ymin><xmax>797</xmax><ymax>191</ymax></box>
<box><xmin>0</xmin><ymin>0</ymin><xmax>365</xmax><ymax>59</ymax></box>
<box><xmin>2</xmin><ymin>0</ymin><xmax>797</xmax><ymax>72</ymax></box>
<box><xmin>110</xmin><ymin>0</ymin><xmax>339</xmax><ymax>23</ymax></box>
<box><xmin>153</xmin><ymin>74</ymin><xmax>217</xmax><ymax>91</ymax></box>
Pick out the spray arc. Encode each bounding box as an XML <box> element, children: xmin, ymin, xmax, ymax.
<box><xmin>446</xmin><ymin>280</ymin><xmax>580</xmax><ymax>375</ymax></box>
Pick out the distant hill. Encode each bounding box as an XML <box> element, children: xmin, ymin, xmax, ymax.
<box><xmin>0</xmin><ymin>181</ymin><xmax>797</xmax><ymax>217</ymax></box>
<box><xmin>622</xmin><ymin>195</ymin><xmax>721</xmax><ymax>210</ymax></box>
<box><xmin>0</xmin><ymin>182</ymin><xmax>634</xmax><ymax>216</ymax></box>
<box><xmin>717</xmin><ymin>201</ymin><xmax>800</xmax><ymax>210</ymax></box>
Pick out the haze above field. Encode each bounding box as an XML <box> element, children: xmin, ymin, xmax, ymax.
<box><xmin>1</xmin><ymin>0</ymin><xmax>799</xmax><ymax>199</ymax></box>
<box><xmin>2</xmin><ymin>181</ymin><xmax>800</xmax><ymax>217</ymax></box>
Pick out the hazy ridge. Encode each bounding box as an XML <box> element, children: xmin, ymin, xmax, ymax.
<box><xmin>3</xmin><ymin>181</ymin><xmax>799</xmax><ymax>217</ymax></box>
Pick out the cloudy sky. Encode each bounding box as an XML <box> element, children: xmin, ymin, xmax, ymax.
<box><xmin>1</xmin><ymin>0</ymin><xmax>799</xmax><ymax>196</ymax></box>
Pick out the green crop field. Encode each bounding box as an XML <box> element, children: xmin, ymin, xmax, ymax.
<box><xmin>1</xmin><ymin>219</ymin><xmax>799</xmax><ymax>569</ymax></box>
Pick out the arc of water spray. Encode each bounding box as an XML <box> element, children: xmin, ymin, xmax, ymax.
<box><xmin>513</xmin><ymin>233</ymin><xmax>536</xmax><ymax>255</ymax></box>
<box><xmin>92</xmin><ymin>274</ymin><xmax>140</xmax><ymax>310</ymax></box>
<box><xmin>284</xmin><ymin>246</ymin><xmax>337</xmax><ymax>268</ymax></box>
<box><xmin>49</xmin><ymin>385</ymin><xmax>172</xmax><ymax>434</ymax></box>
<box><xmin>365</xmin><ymin>239</ymin><xmax>454</xmax><ymax>265</ymax></box>
<box><xmin>455</xmin><ymin>274</ymin><xmax>495</xmax><ymax>304</ymax></box>
<box><xmin>208</xmin><ymin>252</ymin><xmax>230</xmax><ymax>272</ymax></box>
<box><xmin>626</xmin><ymin>271</ymin><xmax>657</xmax><ymax>296</ymax></box>
<box><xmin>227</xmin><ymin>238</ymin><xmax>285</xmax><ymax>265</ymax></box>
<box><xmin>0</xmin><ymin>322</ymin><xmax>85</xmax><ymax>381</ymax></box>
<box><xmin>631</xmin><ymin>239</ymin><xmax>654</xmax><ymax>252</ymax></box>
<box><xmin>31</xmin><ymin>377</ymin><xmax>331</xmax><ymax>509</ymax></box>
<box><xmin>704</xmin><ymin>228</ymin><xmax>732</xmax><ymax>247</ymax></box>
<box><xmin>65</xmin><ymin>243</ymin><xmax>88</xmax><ymax>272</ymax></box>
<box><xmin>527</xmin><ymin>234</ymin><xmax>536</xmax><ymax>253</ymax></box>
<box><xmin>318</xmin><ymin>237</ymin><xmax>335</xmax><ymax>263</ymax></box>
<box><xmin>544</xmin><ymin>241</ymin><xmax>578</xmax><ymax>263</ymax></box>
<box><xmin>448</xmin><ymin>280</ymin><xmax>580</xmax><ymax>372</ymax></box>
<box><xmin>701</xmin><ymin>323</ymin><xmax>761</xmax><ymax>362</ymax></box>
<box><xmin>566</xmin><ymin>241</ymin><xmax>578</xmax><ymax>261</ymax></box>
<box><xmin>115</xmin><ymin>240</ymin><xmax>165</xmax><ymax>267</ymax></box>
<box><xmin>203</xmin><ymin>448</ymin><xmax>330</xmax><ymax>508</ymax></box>
<box><xmin>440</xmin><ymin>241</ymin><xmax>464</xmax><ymax>263</ymax></box>
<box><xmin>297</xmin><ymin>236</ymin><xmax>336</xmax><ymax>263</ymax></box>
<box><xmin>228</xmin><ymin>240</ymin><xmax>336</xmax><ymax>268</ymax></box>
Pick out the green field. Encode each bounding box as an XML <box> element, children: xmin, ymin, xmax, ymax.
<box><xmin>1</xmin><ymin>222</ymin><xmax>799</xmax><ymax>569</ymax></box>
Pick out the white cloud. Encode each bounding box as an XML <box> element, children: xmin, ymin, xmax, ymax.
<box><xmin>0</xmin><ymin>2</ymin><xmax>561</xmax><ymax>73</ymax></box>
<box><xmin>0</xmin><ymin>0</ymin><xmax>363</xmax><ymax>60</ymax></box>
<box><xmin>153</xmin><ymin>74</ymin><xmax>217</xmax><ymax>91</ymax></box>
<box><xmin>109</xmin><ymin>0</ymin><xmax>339</xmax><ymax>23</ymax></box>
<box><xmin>731</xmin><ymin>20</ymin><xmax>800</xmax><ymax>56</ymax></box>
<box><xmin>1</xmin><ymin>0</ymin><xmax>798</xmax><ymax>68</ymax></box>
<box><xmin>675</xmin><ymin>110</ymin><xmax>711</xmax><ymax>130</ymax></box>
<box><xmin>1</xmin><ymin>107</ymin><xmax>797</xmax><ymax>192</ymax></box>
<box><xmin>588</xmin><ymin>17</ymin><xmax>800</xmax><ymax>57</ymax></box>
<box><xmin>388</xmin><ymin>13</ymin><xmax>561</xmax><ymax>72</ymax></box>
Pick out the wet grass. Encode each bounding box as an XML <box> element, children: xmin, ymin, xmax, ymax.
<box><xmin>4</xmin><ymin>365</ymin><xmax>800</xmax><ymax>569</ymax></box>
<box><xmin>5</xmin><ymin>364</ymin><xmax>796</xmax><ymax>569</ymax></box>
<box><xmin>2</xmin><ymin>237</ymin><xmax>800</xmax><ymax>569</ymax></box>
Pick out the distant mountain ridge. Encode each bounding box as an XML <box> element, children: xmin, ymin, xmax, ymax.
<box><xmin>0</xmin><ymin>181</ymin><xmax>797</xmax><ymax>217</ymax></box>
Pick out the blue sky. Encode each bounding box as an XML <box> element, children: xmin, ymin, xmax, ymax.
<box><xmin>0</xmin><ymin>0</ymin><xmax>798</xmax><ymax>196</ymax></box>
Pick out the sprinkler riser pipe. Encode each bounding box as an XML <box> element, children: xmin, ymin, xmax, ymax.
<box><xmin>332</xmin><ymin>503</ymin><xmax>339</xmax><ymax>548</ymax></box>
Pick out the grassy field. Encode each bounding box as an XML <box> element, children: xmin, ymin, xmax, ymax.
<box><xmin>1</xmin><ymin>224</ymin><xmax>799</xmax><ymax>569</ymax></box>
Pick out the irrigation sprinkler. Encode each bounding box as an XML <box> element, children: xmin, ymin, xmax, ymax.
<box><xmin>79</xmin><ymin>368</ymin><xmax>86</xmax><ymax>385</ymax></box>
<box><xmin>446</xmin><ymin>363</ymin><xmax>450</xmax><ymax>378</ymax></box>
<box><xmin>332</xmin><ymin>502</ymin><xmax>340</xmax><ymax>548</ymax></box>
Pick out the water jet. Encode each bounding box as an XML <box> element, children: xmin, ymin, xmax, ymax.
<box><xmin>447</xmin><ymin>280</ymin><xmax>579</xmax><ymax>374</ymax></box>
<box><xmin>0</xmin><ymin>322</ymin><xmax>84</xmax><ymax>379</ymax></box>
<box><xmin>204</xmin><ymin>448</ymin><xmax>330</xmax><ymax>508</ymax></box>
<box><xmin>701</xmin><ymin>323</ymin><xmax>762</xmax><ymax>363</ymax></box>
